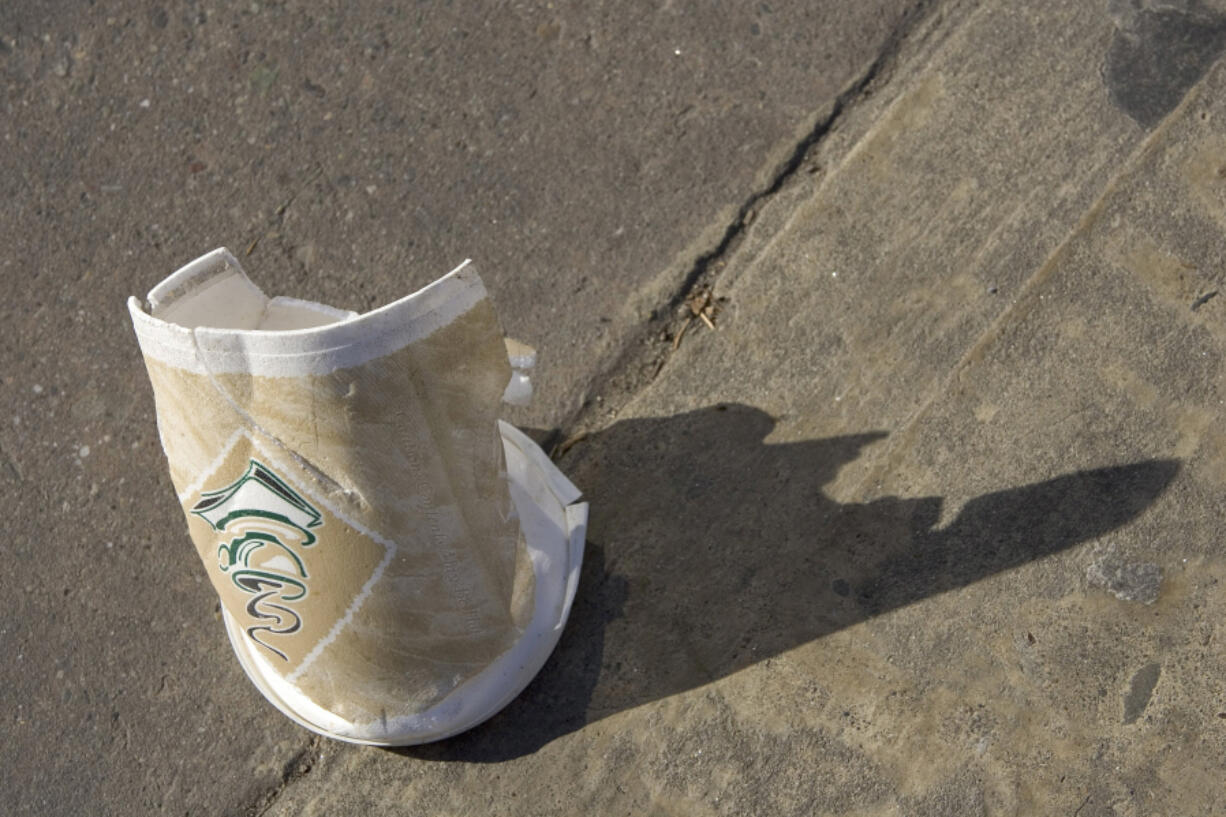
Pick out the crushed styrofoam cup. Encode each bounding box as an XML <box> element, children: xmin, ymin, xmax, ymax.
<box><xmin>128</xmin><ymin>248</ymin><xmax>587</xmax><ymax>745</ymax></box>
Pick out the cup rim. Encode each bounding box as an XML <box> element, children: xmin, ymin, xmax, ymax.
<box><xmin>128</xmin><ymin>247</ymin><xmax>485</xmax><ymax>377</ymax></box>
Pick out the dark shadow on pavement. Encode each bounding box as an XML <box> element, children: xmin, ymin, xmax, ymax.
<box><xmin>394</xmin><ymin>403</ymin><xmax>1178</xmax><ymax>762</ymax></box>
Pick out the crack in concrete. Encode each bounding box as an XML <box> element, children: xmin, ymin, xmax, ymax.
<box><xmin>667</xmin><ymin>0</ymin><xmax>941</xmax><ymax>312</ymax></box>
<box><xmin>545</xmin><ymin>0</ymin><xmax>947</xmax><ymax>454</ymax></box>
<box><xmin>246</xmin><ymin>736</ymin><xmax>321</xmax><ymax>817</ymax></box>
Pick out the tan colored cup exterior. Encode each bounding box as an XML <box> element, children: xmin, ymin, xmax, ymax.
<box><xmin>140</xmin><ymin>297</ymin><xmax>535</xmax><ymax>723</ymax></box>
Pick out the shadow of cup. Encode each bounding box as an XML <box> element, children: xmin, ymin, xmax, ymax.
<box><xmin>399</xmin><ymin>403</ymin><xmax>1178</xmax><ymax>762</ymax></box>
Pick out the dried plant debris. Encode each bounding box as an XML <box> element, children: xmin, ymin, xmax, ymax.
<box><xmin>551</xmin><ymin>430</ymin><xmax>590</xmax><ymax>460</ymax></box>
<box><xmin>686</xmin><ymin>287</ymin><xmax>720</xmax><ymax>328</ymax></box>
<box><xmin>671</xmin><ymin>287</ymin><xmax>725</xmax><ymax>351</ymax></box>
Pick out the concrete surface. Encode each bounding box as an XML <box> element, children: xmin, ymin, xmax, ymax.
<box><xmin>0</xmin><ymin>1</ymin><xmax>927</xmax><ymax>814</ymax></box>
<box><xmin>5</xmin><ymin>0</ymin><xmax>1226</xmax><ymax>814</ymax></box>
<box><xmin>0</xmin><ymin>0</ymin><xmax>924</xmax><ymax>427</ymax></box>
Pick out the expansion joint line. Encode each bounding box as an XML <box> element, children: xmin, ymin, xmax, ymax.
<box><xmin>667</xmin><ymin>0</ymin><xmax>932</xmax><ymax>309</ymax></box>
<box><xmin>549</xmin><ymin>0</ymin><xmax>946</xmax><ymax>452</ymax></box>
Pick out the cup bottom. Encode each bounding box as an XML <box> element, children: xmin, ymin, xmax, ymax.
<box><xmin>222</xmin><ymin>421</ymin><xmax>588</xmax><ymax>746</ymax></box>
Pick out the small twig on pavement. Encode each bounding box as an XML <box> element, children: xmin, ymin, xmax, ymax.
<box><xmin>672</xmin><ymin>315</ymin><xmax>695</xmax><ymax>351</ymax></box>
<box><xmin>551</xmin><ymin>430</ymin><xmax>589</xmax><ymax>460</ymax></box>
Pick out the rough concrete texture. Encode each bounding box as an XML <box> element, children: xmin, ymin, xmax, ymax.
<box><xmin>5</xmin><ymin>0</ymin><xmax>1226</xmax><ymax>815</ymax></box>
<box><xmin>0</xmin><ymin>0</ymin><xmax>923</xmax><ymax>427</ymax></box>
<box><xmin>0</xmin><ymin>1</ymin><xmax>929</xmax><ymax>814</ymax></box>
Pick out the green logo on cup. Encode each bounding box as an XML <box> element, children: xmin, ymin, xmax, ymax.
<box><xmin>192</xmin><ymin>460</ymin><xmax>323</xmax><ymax>661</ymax></box>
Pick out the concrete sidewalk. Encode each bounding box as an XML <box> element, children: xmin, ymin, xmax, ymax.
<box><xmin>4</xmin><ymin>0</ymin><xmax>1226</xmax><ymax>814</ymax></box>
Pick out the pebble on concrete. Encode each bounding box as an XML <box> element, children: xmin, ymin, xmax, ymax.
<box><xmin>1085</xmin><ymin>542</ymin><xmax>1163</xmax><ymax>604</ymax></box>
